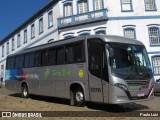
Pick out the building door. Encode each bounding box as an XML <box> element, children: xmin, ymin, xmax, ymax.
<box><xmin>87</xmin><ymin>39</ymin><xmax>109</xmax><ymax>103</ymax></box>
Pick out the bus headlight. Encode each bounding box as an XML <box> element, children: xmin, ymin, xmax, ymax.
<box><xmin>115</xmin><ymin>83</ymin><xmax>128</xmax><ymax>91</ymax></box>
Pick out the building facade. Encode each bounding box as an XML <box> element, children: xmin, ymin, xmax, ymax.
<box><xmin>0</xmin><ymin>0</ymin><xmax>160</xmax><ymax>82</ymax></box>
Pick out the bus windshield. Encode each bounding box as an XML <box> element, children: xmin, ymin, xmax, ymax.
<box><xmin>108</xmin><ymin>43</ymin><xmax>153</xmax><ymax>80</ymax></box>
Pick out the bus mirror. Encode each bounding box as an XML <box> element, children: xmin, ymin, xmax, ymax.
<box><xmin>109</xmin><ymin>48</ymin><xmax>115</xmax><ymax>59</ymax></box>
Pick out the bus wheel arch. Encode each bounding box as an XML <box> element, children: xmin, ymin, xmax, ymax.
<box><xmin>21</xmin><ymin>82</ymin><xmax>29</xmax><ymax>98</ymax></box>
<box><xmin>70</xmin><ymin>83</ymin><xmax>85</xmax><ymax>107</ymax></box>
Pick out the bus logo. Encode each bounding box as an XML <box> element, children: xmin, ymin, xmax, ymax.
<box><xmin>44</xmin><ymin>68</ymin><xmax>50</xmax><ymax>78</ymax></box>
<box><xmin>79</xmin><ymin>70</ymin><xmax>84</xmax><ymax>78</ymax></box>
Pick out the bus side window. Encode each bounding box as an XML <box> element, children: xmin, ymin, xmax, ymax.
<box><xmin>19</xmin><ymin>55</ymin><xmax>24</xmax><ymax>68</ymax></box>
<box><xmin>88</xmin><ymin>39</ymin><xmax>102</xmax><ymax>79</ymax></box>
<box><xmin>48</xmin><ymin>48</ymin><xmax>56</xmax><ymax>65</ymax></box>
<box><xmin>15</xmin><ymin>56</ymin><xmax>19</xmax><ymax>68</ymax></box>
<box><xmin>102</xmin><ymin>48</ymin><xmax>109</xmax><ymax>82</ymax></box>
<box><xmin>6</xmin><ymin>58</ymin><xmax>11</xmax><ymax>69</ymax></box>
<box><xmin>24</xmin><ymin>54</ymin><xmax>30</xmax><ymax>67</ymax></box>
<box><xmin>35</xmin><ymin>51</ymin><xmax>42</xmax><ymax>66</ymax></box>
<box><xmin>10</xmin><ymin>57</ymin><xmax>15</xmax><ymax>69</ymax></box>
<box><xmin>42</xmin><ymin>50</ymin><xmax>48</xmax><ymax>66</ymax></box>
<box><xmin>74</xmin><ymin>42</ymin><xmax>84</xmax><ymax>63</ymax></box>
<box><xmin>66</xmin><ymin>44</ymin><xmax>74</xmax><ymax>64</ymax></box>
<box><xmin>57</xmin><ymin>47</ymin><xmax>65</xmax><ymax>65</ymax></box>
<box><xmin>29</xmin><ymin>52</ymin><xmax>35</xmax><ymax>67</ymax></box>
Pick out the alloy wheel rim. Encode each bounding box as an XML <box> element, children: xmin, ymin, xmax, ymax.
<box><xmin>76</xmin><ymin>92</ymin><xmax>83</xmax><ymax>102</ymax></box>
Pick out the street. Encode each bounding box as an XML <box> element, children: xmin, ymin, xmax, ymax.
<box><xmin>0</xmin><ymin>87</ymin><xmax>159</xmax><ymax>120</ymax></box>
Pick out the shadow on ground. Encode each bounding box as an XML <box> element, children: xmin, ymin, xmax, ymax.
<box><xmin>9</xmin><ymin>93</ymin><xmax>70</xmax><ymax>105</ymax></box>
<box><xmin>86</xmin><ymin>102</ymin><xmax>149</xmax><ymax>113</ymax></box>
<box><xmin>9</xmin><ymin>93</ymin><xmax>149</xmax><ymax>113</ymax></box>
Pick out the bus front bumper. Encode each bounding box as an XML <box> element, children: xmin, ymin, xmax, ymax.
<box><xmin>108</xmin><ymin>84</ymin><xmax>154</xmax><ymax>104</ymax></box>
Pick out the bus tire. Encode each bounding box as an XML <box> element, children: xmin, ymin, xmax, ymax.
<box><xmin>22</xmin><ymin>84</ymin><xmax>29</xmax><ymax>98</ymax></box>
<box><xmin>73</xmin><ymin>89</ymin><xmax>85</xmax><ymax>107</ymax></box>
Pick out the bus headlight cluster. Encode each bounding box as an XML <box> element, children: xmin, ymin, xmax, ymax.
<box><xmin>115</xmin><ymin>83</ymin><xmax>128</xmax><ymax>91</ymax></box>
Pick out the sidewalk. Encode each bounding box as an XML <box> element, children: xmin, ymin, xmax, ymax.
<box><xmin>0</xmin><ymin>86</ymin><xmax>17</xmax><ymax>95</ymax></box>
<box><xmin>0</xmin><ymin>81</ymin><xmax>4</xmax><ymax>88</ymax></box>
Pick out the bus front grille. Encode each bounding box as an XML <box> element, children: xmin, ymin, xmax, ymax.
<box><xmin>126</xmin><ymin>80</ymin><xmax>149</xmax><ymax>86</ymax></box>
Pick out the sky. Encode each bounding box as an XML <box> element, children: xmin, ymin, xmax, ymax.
<box><xmin>0</xmin><ymin>0</ymin><xmax>50</xmax><ymax>41</ymax></box>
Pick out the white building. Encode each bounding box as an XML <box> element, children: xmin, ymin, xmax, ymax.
<box><xmin>0</xmin><ymin>0</ymin><xmax>160</xmax><ymax>82</ymax></box>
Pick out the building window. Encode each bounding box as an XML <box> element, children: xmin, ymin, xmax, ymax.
<box><xmin>39</xmin><ymin>18</ymin><xmax>43</xmax><ymax>34</ymax></box>
<box><xmin>64</xmin><ymin>3</ymin><xmax>72</xmax><ymax>17</ymax></box>
<box><xmin>6</xmin><ymin>42</ymin><xmax>9</xmax><ymax>54</ymax></box>
<box><xmin>63</xmin><ymin>33</ymin><xmax>74</xmax><ymax>39</ymax></box>
<box><xmin>94</xmin><ymin>27</ymin><xmax>106</xmax><ymax>35</ymax></box>
<box><xmin>64</xmin><ymin>35</ymin><xmax>74</xmax><ymax>39</ymax></box>
<box><xmin>124</xmin><ymin>28</ymin><xmax>136</xmax><ymax>39</ymax></box>
<box><xmin>17</xmin><ymin>34</ymin><xmax>21</xmax><ymax>47</ymax></box>
<box><xmin>24</xmin><ymin>29</ymin><xmax>27</xmax><ymax>43</ymax></box>
<box><xmin>149</xmin><ymin>27</ymin><xmax>160</xmax><ymax>45</ymax></box>
<box><xmin>78</xmin><ymin>0</ymin><xmax>88</xmax><ymax>14</ymax></box>
<box><xmin>145</xmin><ymin>0</ymin><xmax>156</xmax><ymax>11</ymax></box>
<box><xmin>48</xmin><ymin>11</ymin><xmax>53</xmax><ymax>28</ymax></box>
<box><xmin>2</xmin><ymin>45</ymin><xmax>4</xmax><ymax>57</ymax></box>
<box><xmin>79</xmin><ymin>33</ymin><xmax>90</xmax><ymax>36</ymax></box>
<box><xmin>95</xmin><ymin>30</ymin><xmax>106</xmax><ymax>35</ymax></box>
<box><xmin>94</xmin><ymin>0</ymin><xmax>103</xmax><ymax>10</ymax></box>
<box><xmin>31</xmin><ymin>24</ymin><xmax>35</xmax><ymax>39</ymax></box>
<box><xmin>12</xmin><ymin>38</ymin><xmax>15</xmax><ymax>51</ymax></box>
<box><xmin>121</xmin><ymin>0</ymin><xmax>133</xmax><ymax>12</ymax></box>
<box><xmin>78</xmin><ymin>30</ymin><xmax>90</xmax><ymax>36</ymax></box>
<box><xmin>152</xmin><ymin>56</ymin><xmax>160</xmax><ymax>75</ymax></box>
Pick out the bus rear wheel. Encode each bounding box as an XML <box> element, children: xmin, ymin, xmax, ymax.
<box><xmin>73</xmin><ymin>89</ymin><xmax>85</xmax><ymax>107</ymax></box>
<box><xmin>22</xmin><ymin>84</ymin><xmax>29</xmax><ymax>98</ymax></box>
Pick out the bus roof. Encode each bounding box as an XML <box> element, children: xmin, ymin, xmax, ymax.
<box><xmin>7</xmin><ymin>35</ymin><xmax>144</xmax><ymax>57</ymax></box>
<box><xmin>88</xmin><ymin>35</ymin><xmax>144</xmax><ymax>45</ymax></box>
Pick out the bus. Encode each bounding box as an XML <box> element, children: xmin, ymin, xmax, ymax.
<box><xmin>5</xmin><ymin>35</ymin><xmax>155</xmax><ymax>107</ymax></box>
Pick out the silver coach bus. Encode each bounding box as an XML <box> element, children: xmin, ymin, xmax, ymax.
<box><xmin>5</xmin><ymin>35</ymin><xmax>155</xmax><ymax>106</ymax></box>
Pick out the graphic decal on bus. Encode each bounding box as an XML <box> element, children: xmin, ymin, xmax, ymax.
<box><xmin>43</xmin><ymin>69</ymin><xmax>73</xmax><ymax>78</ymax></box>
<box><xmin>5</xmin><ymin>69</ymin><xmax>26</xmax><ymax>81</ymax></box>
<box><xmin>78</xmin><ymin>70</ymin><xmax>84</xmax><ymax>78</ymax></box>
<box><xmin>44</xmin><ymin>68</ymin><xmax>50</xmax><ymax>78</ymax></box>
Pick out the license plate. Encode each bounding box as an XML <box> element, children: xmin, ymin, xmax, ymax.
<box><xmin>128</xmin><ymin>86</ymin><xmax>139</xmax><ymax>90</ymax></box>
<box><xmin>137</xmin><ymin>92</ymin><xmax>144</xmax><ymax>97</ymax></box>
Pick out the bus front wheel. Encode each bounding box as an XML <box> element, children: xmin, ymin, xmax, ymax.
<box><xmin>73</xmin><ymin>89</ymin><xmax>85</xmax><ymax>107</ymax></box>
<box><xmin>22</xmin><ymin>84</ymin><xmax>29</xmax><ymax>98</ymax></box>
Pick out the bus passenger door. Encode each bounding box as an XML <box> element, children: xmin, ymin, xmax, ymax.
<box><xmin>88</xmin><ymin>39</ymin><xmax>109</xmax><ymax>103</ymax></box>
